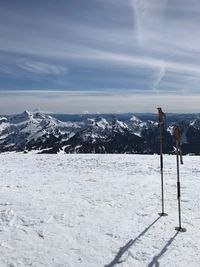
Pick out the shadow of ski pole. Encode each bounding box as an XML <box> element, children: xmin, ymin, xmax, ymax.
<box><xmin>148</xmin><ymin>231</ymin><xmax>179</xmax><ymax>267</ymax></box>
<box><xmin>105</xmin><ymin>216</ymin><xmax>161</xmax><ymax>267</ymax></box>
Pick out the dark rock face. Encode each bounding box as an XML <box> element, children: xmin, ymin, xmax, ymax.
<box><xmin>183</xmin><ymin>126</ymin><xmax>200</xmax><ymax>155</ymax></box>
<box><xmin>0</xmin><ymin>111</ymin><xmax>200</xmax><ymax>154</ymax></box>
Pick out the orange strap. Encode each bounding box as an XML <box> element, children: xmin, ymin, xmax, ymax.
<box><xmin>158</xmin><ymin>108</ymin><xmax>166</xmax><ymax>121</ymax></box>
<box><xmin>175</xmin><ymin>127</ymin><xmax>182</xmax><ymax>141</ymax></box>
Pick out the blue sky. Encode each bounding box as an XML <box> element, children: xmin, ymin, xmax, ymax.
<box><xmin>0</xmin><ymin>0</ymin><xmax>200</xmax><ymax>114</ymax></box>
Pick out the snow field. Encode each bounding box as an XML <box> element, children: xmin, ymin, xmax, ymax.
<box><xmin>0</xmin><ymin>153</ymin><xmax>199</xmax><ymax>266</ymax></box>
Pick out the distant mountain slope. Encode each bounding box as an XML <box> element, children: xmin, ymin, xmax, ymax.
<box><xmin>0</xmin><ymin>111</ymin><xmax>200</xmax><ymax>154</ymax></box>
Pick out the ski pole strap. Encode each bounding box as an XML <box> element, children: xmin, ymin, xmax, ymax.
<box><xmin>157</xmin><ymin>107</ymin><xmax>166</xmax><ymax>123</ymax></box>
<box><xmin>175</xmin><ymin>126</ymin><xmax>182</xmax><ymax>143</ymax></box>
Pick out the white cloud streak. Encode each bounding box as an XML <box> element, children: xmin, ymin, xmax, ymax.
<box><xmin>16</xmin><ymin>59</ymin><xmax>67</xmax><ymax>75</ymax></box>
<box><xmin>151</xmin><ymin>65</ymin><xmax>166</xmax><ymax>93</ymax></box>
<box><xmin>130</xmin><ymin>0</ymin><xmax>168</xmax><ymax>46</ymax></box>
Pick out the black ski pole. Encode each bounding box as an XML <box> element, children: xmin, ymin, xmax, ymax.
<box><xmin>174</xmin><ymin>127</ymin><xmax>186</xmax><ymax>232</ymax></box>
<box><xmin>157</xmin><ymin>107</ymin><xmax>167</xmax><ymax>217</ymax></box>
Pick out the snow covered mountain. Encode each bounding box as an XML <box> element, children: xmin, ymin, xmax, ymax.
<box><xmin>0</xmin><ymin>111</ymin><xmax>200</xmax><ymax>154</ymax></box>
<box><xmin>0</xmin><ymin>111</ymin><xmax>82</xmax><ymax>153</ymax></box>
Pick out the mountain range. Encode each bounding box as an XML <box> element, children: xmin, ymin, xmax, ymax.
<box><xmin>0</xmin><ymin>111</ymin><xmax>200</xmax><ymax>154</ymax></box>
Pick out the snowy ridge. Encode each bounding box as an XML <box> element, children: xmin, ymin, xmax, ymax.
<box><xmin>190</xmin><ymin>118</ymin><xmax>200</xmax><ymax>129</ymax></box>
<box><xmin>0</xmin><ymin>111</ymin><xmax>82</xmax><ymax>152</ymax></box>
<box><xmin>0</xmin><ymin>111</ymin><xmax>200</xmax><ymax>154</ymax></box>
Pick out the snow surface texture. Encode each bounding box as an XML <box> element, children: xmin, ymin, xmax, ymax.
<box><xmin>0</xmin><ymin>153</ymin><xmax>199</xmax><ymax>267</ymax></box>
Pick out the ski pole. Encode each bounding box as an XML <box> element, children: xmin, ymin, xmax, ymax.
<box><xmin>174</xmin><ymin>127</ymin><xmax>186</xmax><ymax>232</ymax></box>
<box><xmin>157</xmin><ymin>107</ymin><xmax>167</xmax><ymax>216</ymax></box>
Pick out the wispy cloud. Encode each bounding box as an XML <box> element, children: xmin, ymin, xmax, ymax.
<box><xmin>16</xmin><ymin>59</ymin><xmax>67</xmax><ymax>75</ymax></box>
<box><xmin>151</xmin><ymin>65</ymin><xmax>166</xmax><ymax>93</ymax></box>
<box><xmin>130</xmin><ymin>0</ymin><xmax>168</xmax><ymax>46</ymax></box>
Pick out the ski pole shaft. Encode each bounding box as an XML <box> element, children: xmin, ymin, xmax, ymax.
<box><xmin>174</xmin><ymin>127</ymin><xmax>186</xmax><ymax>232</ymax></box>
<box><xmin>176</xmin><ymin>141</ymin><xmax>181</xmax><ymax>229</ymax></box>
<box><xmin>157</xmin><ymin>107</ymin><xmax>167</xmax><ymax>217</ymax></box>
<box><xmin>179</xmin><ymin>144</ymin><xmax>183</xmax><ymax>165</ymax></box>
<box><xmin>160</xmin><ymin>125</ymin><xmax>164</xmax><ymax>214</ymax></box>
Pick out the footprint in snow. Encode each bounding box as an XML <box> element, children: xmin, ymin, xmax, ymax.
<box><xmin>86</xmin><ymin>179</ymin><xmax>97</xmax><ymax>182</ymax></box>
<box><xmin>136</xmin><ymin>212</ymin><xmax>148</xmax><ymax>217</ymax></box>
<box><xmin>36</xmin><ymin>230</ymin><xmax>44</xmax><ymax>239</ymax></box>
<box><xmin>0</xmin><ymin>242</ymin><xmax>14</xmax><ymax>250</ymax></box>
<box><xmin>0</xmin><ymin>203</ymin><xmax>10</xmax><ymax>206</ymax></box>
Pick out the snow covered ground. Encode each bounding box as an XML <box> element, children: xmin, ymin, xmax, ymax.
<box><xmin>0</xmin><ymin>153</ymin><xmax>199</xmax><ymax>267</ymax></box>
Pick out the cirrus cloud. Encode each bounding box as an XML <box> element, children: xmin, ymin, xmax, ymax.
<box><xmin>16</xmin><ymin>59</ymin><xmax>68</xmax><ymax>75</ymax></box>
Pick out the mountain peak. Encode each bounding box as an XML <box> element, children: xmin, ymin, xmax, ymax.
<box><xmin>129</xmin><ymin>115</ymin><xmax>141</xmax><ymax>123</ymax></box>
<box><xmin>22</xmin><ymin>110</ymin><xmax>31</xmax><ymax>116</ymax></box>
<box><xmin>21</xmin><ymin>110</ymin><xmax>32</xmax><ymax>118</ymax></box>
